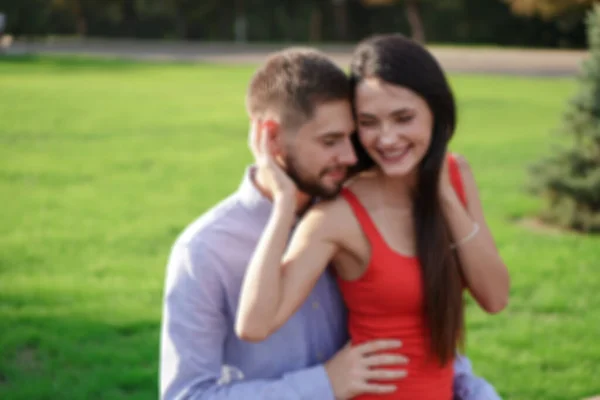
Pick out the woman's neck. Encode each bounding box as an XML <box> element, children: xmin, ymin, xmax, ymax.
<box><xmin>374</xmin><ymin>168</ymin><xmax>418</xmax><ymax>208</ymax></box>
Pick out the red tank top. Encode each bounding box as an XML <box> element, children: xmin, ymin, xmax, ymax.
<box><xmin>336</xmin><ymin>154</ymin><xmax>466</xmax><ymax>400</ymax></box>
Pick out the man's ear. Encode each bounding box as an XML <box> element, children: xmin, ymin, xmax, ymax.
<box><xmin>262</xmin><ymin>119</ymin><xmax>284</xmax><ymax>156</ymax></box>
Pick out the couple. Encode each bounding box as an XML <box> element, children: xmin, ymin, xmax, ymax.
<box><xmin>160</xmin><ymin>34</ymin><xmax>510</xmax><ymax>400</ymax></box>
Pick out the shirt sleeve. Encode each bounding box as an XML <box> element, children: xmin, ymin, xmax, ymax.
<box><xmin>159</xmin><ymin>241</ymin><xmax>336</xmax><ymax>400</ymax></box>
<box><xmin>453</xmin><ymin>354</ymin><xmax>502</xmax><ymax>400</ymax></box>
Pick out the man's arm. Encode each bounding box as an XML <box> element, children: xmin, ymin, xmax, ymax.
<box><xmin>159</xmin><ymin>242</ymin><xmax>334</xmax><ymax>400</ymax></box>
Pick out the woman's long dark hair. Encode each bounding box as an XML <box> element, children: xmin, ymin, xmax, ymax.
<box><xmin>349</xmin><ymin>34</ymin><xmax>464</xmax><ymax>365</ymax></box>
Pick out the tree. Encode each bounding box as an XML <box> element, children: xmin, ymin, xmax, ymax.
<box><xmin>51</xmin><ymin>0</ymin><xmax>86</xmax><ymax>36</ymax></box>
<box><xmin>165</xmin><ymin>0</ymin><xmax>219</xmax><ymax>39</ymax></box>
<box><xmin>360</xmin><ymin>0</ymin><xmax>426</xmax><ymax>43</ymax></box>
<box><xmin>528</xmin><ymin>4</ymin><xmax>600</xmax><ymax>232</ymax></box>
<box><xmin>121</xmin><ymin>0</ymin><xmax>138</xmax><ymax>37</ymax></box>
<box><xmin>332</xmin><ymin>0</ymin><xmax>350</xmax><ymax>41</ymax></box>
<box><xmin>504</xmin><ymin>0</ymin><xmax>595</xmax><ymax>19</ymax></box>
<box><xmin>404</xmin><ymin>0</ymin><xmax>425</xmax><ymax>43</ymax></box>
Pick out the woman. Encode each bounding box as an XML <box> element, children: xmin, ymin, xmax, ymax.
<box><xmin>235</xmin><ymin>34</ymin><xmax>510</xmax><ymax>400</ymax></box>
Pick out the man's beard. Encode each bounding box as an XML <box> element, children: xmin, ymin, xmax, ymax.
<box><xmin>285</xmin><ymin>154</ymin><xmax>345</xmax><ymax>200</ymax></box>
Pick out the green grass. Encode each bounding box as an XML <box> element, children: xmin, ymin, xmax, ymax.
<box><xmin>0</xmin><ymin>54</ymin><xmax>598</xmax><ymax>400</ymax></box>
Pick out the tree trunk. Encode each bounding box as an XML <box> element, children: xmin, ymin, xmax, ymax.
<box><xmin>405</xmin><ymin>0</ymin><xmax>425</xmax><ymax>43</ymax></box>
<box><xmin>309</xmin><ymin>5</ymin><xmax>323</xmax><ymax>42</ymax></box>
<box><xmin>122</xmin><ymin>0</ymin><xmax>137</xmax><ymax>37</ymax></box>
<box><xmin>72</xmin><ymin>0</ymin><xmax>87</xmax><ymax>36</ymax></box>
<box><xmin>175</xmin><ymin>8</ymin><xmax>187</xmax><ymax>39</ymax></box>
<box><xmin>332</xmin><ymin>0</ymin><xmax>349</xmax><ymax>41</ymax></box>
<box><xmin>234</xmin><ymin>0</ymin><xmax>247</xmax><ymax>42</ymax></box>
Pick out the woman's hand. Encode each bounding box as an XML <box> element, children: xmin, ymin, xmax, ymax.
<box><xmin>250</xmin><ymin>120</ymin><xmax>296</xmax><ymax>203</ymax></box>
<box><xmin>439</xmin><ymin>153</ymin><xmax>457</xmax><ymax>202</ymax></box>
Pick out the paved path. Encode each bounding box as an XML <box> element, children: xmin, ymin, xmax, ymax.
<box><xmin>7</xmin><ymin>38</ymin><xmax>589</xmax><ymax>76</ymax></box>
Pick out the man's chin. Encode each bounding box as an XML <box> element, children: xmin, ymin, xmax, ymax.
<box><xmin>317</xmin><ymin>184</ymin><xmax>343</xmax><ymax>200</ymax></box>
<box><xmin>288</xmin><ymin>172</ymin><xmax>344</xmax><ymax>200</ymax></box>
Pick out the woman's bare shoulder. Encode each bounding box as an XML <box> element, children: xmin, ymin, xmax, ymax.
<box><xmin>341</xmin><ymin>172</ymin><xmax>381</xmax><ymax>203</ymax></box>
<box><xmin>304</xmin><ymin>195</ymin><xmax>351</xmax><ymax>224</ymax></box>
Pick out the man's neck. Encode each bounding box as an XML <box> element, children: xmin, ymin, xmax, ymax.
<box><xmin>252</xmin><ymin>166</ymin><xmax>313</xmax><ymax>214</ymax></box>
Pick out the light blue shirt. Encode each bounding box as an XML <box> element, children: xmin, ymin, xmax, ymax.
<box><xmin>159</xmin><ymin>166</ymin><xmax>501</xmax><ymax>399</ymax></box>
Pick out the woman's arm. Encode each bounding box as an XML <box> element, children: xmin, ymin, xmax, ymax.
<box><xmin>440</xmin><ymin>155</ymin><xmax>510</xmax><ymax>314</ymax></box>
<box><xmin>235</xmin><ymin>199</ymin><xmax>341</xmax><ymax>342</ymax></box>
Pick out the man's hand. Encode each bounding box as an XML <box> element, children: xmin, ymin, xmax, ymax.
<box><xmin>325</xmin><ymin>340</ymin><xmax>409</xmax><ymax>400</ymax></box>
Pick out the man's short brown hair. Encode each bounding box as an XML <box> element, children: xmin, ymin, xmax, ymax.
<box><xmin>246</xmin><ymin>48</ymin><xmax>351</xmax><ymax>130</ymax></box>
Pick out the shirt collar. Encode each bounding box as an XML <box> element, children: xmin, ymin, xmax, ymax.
<box><xmin>236</xmin><ymin>165</ymin><xmax>274</xmax><ymax>221</ymax></box>
<box><xmin>236</xmin><ymin>165</ymin><xmax>319</xmax><ymax>221</ymax></box>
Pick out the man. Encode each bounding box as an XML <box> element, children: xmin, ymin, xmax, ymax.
<box><xmin>159</xmin><ymin>47</ymin><xmax>500</xmax><ymax>400</ymax></box>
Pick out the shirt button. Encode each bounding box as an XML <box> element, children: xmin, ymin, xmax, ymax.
<box><xmin>312</xmin><ymin>301</ymin><xmax>320</xmax><ymax>309</ymax></box>
<box><xmin>317</xmin><ymin>352</ymin><xmax>324</xmax><ymax>361</ymax></box>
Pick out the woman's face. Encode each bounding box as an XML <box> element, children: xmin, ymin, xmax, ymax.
<box><xmin>354</xmin><ymin>77</ymin><xmax>434</xmax><ymax>178</ymax></box>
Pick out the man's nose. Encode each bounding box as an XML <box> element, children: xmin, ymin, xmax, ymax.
<box><xmin>338</xmin><ymin>141</ymin><xmax>358</xmax><ymax>166</ymax></box>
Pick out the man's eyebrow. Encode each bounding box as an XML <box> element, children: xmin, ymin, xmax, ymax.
<box><xmin>317</xmin><ymin>131</ymin><xmax>346</xmax><ymax>139</ymax></box>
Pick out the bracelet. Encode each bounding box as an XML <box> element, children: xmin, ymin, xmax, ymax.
<box><xmin>450</xmin><ymin>222</ymin><xmax>480</xmax><ymax>249</ymax></box>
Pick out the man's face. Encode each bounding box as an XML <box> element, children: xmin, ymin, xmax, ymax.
<box><xmin>281</xmin><ymin>99</ymin><xmax>357</xmax><ymax>199</ymax></box>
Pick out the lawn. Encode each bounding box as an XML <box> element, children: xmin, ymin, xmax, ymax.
<box><xmin>0</xmin><ymin>55</ymin><xmax>598</xmax><ymax>400</ymax></box>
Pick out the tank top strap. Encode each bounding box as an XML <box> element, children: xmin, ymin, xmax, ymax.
<box><xmin>448</xmin><ymin>153</ymin><xmax>468</xmax><ymax>208</ymax></box>
<box><xmin>340</xmin><ymin>188</ymin><xmax>386</xmax><ymax>247</ymax></box>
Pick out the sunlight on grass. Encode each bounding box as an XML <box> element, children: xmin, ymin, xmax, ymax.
<box><xmin>0</xmin><ymin>55</ymin><xmax>598</xmax><ymax>400</ymax></box>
